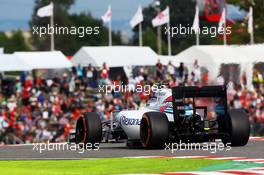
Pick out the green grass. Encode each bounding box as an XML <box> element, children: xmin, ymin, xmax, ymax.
<box><xmin>0</xmin><ymin>158</ymin><xmax>229</xmax><ymax>175</ymax></box>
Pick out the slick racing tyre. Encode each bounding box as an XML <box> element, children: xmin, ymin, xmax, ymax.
<box><xmin>140</xmin><ymin>112</ymin><xmax>169</xmax><ymax>149</ymax></box>
<box><xmin>222</xmin><ymin>109</ymin><xmax>250</xmax><ymax>146</ymax></box>
<box><xmin>75</xmin><ymin>112</ymin><xmax>102</xmax><ymax>146</ymax></box>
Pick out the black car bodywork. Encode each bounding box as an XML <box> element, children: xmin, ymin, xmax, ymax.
<box><xmin>140</xmin><ymin>85</ymin><xmax>250</xmax><ymax>148</ymax></box>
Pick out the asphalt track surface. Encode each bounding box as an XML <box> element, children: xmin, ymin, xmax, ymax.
<box><xmin>0</xmin><ymin>139</ymin><xmax>263</xmax><ymax>160</ymax></box>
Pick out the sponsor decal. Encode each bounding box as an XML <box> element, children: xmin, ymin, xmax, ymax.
<box><xmin>120</xmin><ymin>116</ymin><xmax>141</xmax><ymax>125</ymax></box>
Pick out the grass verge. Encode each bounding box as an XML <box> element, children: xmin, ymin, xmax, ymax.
<box><xmin>0</xmin><ymin>158</ymin><xmax>229</xmax><ymax>175</ymax></box>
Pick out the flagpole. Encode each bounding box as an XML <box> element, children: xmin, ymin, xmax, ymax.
<box><xmin>108</xmin><ymin>5</ymin><xmax>112</xmax><ymax>46</ymax></box>
<box><xmin>139</xmin><ymin>23</ymin><xmax>143</xmax><ymax>47</ymax></box>
<box><xmin>157</xmin><ymin>27</ymin><xmax>162</xmax><ymax>54</ymax></box>
<box><xmin>167</xmin><ymin>7</ymin><xmax>171</xmax><ymax>56</ymax></box>
<box><xmin>195</xmin><ymin>4</ymin><xmax>199</xmax><ymax>46</ymax></box>
<box><xmin>250</xmin><ymin>7</ymin><xmax>254</xmax><ymax>45</ymax></box>
<box><xmin>223</xmin><ymin>22</ymin><xmax>227</xmax><ymax>45</ymax></box>
<box><xmin>167</xmin><ymin>23</ymin><xmax>171</xmax><ymax>55</ymax></box>
<box><xmin>109</xmin><ymin>20</ymin><xmax>112</xmax><ymax>46</ymax></box>
<box><xmin>250</xmin><ymin>29</ymin><xmax>254</xmax><ymax>45</ymax></box>
<box><xmin>155</xmin><ymin>2</ymin><xmax>162</xmax><ymax>55</ymax></box>
<box><xmin>223</xmin><ymin>8</ymin><xmax>227</xmax><ymax>45</ymax></box>
<box><xmin>50</xmin><ymin>2</ymin><xmax>54</xmax><ymax>51</ymax></box>
<box><xmin>196</xmin><ymin>30</ymin><xmax>200</xmax><ymax>45</ymax></box>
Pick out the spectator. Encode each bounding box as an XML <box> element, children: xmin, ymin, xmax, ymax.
<box><xmin>0</xmin><ymin>59</ymin><xmax>263</xmax><ymax>144</ymax></box>
<box><xmin>156</xmin><ymin>59</ymin><xmax>163</xmax><ymax>80</ymax></box>
<box><xmin>100</xmin><ymin>62</ymin><xmax>109</xmax><ymax>79</ymax></box>
<box><xmin>191</xmin><ymin>60</ymin><xmax>201</xmax><ymax>85</ymax></box>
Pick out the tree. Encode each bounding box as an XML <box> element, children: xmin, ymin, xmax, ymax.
<box><xmin>135</xmin><ymin>0</ymin><xmax>264</xmax><ymax>54</ymax></box>
<box><xmin>141</xmin><ymin>27</ymin><xmax>168</xmax><ymax>54</ymax></box>
<box><xmin>0</xmin><ymin>31</ymin><xmax>29</xmax><ymax>53</ymax></box>
<box><xmin>238</xmin><ymin>0</ymin><xmax>264</xmax><ymax>43</ymax></box>
<box><xmin>30</xmin><ymin>0</ymin><xmax>76</xmax><ymax>53</ymax></box>
<box><xmin>226</xmin><ymin>0</ymin><xmax>264</xmax><ymax>44</ymax></box>
<box><xmin>30</xmin><ymin>0</ymin><xmax>122</xmax><ymax>55</ymax></box>
<box><xmin>67</xmin><ymin>13</ymin><xmax>122</xmax><ymax>55</ymax></box>
<box><xmin>0</xmin><ymin>32</ymin><xmax>8</xmax><ymax>49</ymax></box>
<box><xmin>138</xmin><ymin>0</ymin><xmax>222</xmax><ymax>55</ymax></box>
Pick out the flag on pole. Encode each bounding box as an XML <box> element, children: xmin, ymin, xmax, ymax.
<box><xmin>101</xmin><ymin>5</ymin><xmax>112</xmax><ymax>23</ymax></box>
<box><xmin>247</xmin><ymin>7</ymin><xmax>253</xmax><ymax>34</ymax></box>
<box><xmin>218</xmin><ymin>8</ymin><xmax>226</xmax><ymax>32</ymax></box>
<box><xmin>37</xmin><ymin>2</ymin><xmax>54</xmax><ymax>17</ymax></box>
<box><xmin>102</xmin><ymin>5</ymin><xmax>112</xmax><ymax>46</ymax></box>
<box><xmin>192</xmin><ymin>5</ymin><xmax>200</xmax><ymax>34</ymax></box>
<box><xmin>130</xmin><ymin>6</ymin><xmax>143</xmax><ymax>28</ymax></box>
<box><xmin>152</xmin><ymin>6</ymin><xmax>170</xmax><ymax>27</ymax></box>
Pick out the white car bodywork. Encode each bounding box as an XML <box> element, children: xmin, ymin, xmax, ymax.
<box><xmin>115</xmin><ymin>88</ymin><xmax>175</xmax><ymax>140</ymax></box>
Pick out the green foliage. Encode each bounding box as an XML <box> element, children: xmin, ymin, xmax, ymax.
<box><xmin>141</xmin><ymin>27</ymin><xmax>167</xmax><ymax>54</ymax></box>
<box><xmin>67</xmin><ymin>13</ymin><xmax>122</xmax><ymax>54</ymax></box>
<box><xmin>139</xmin><ymin>0</ymin><xmax>221</xmax><ymax>55</ymax></box>
<box><xmin>0</xmin><ymin>158</ymin><xmax>229</xmax><ymax>175</ymax></box>
<box><xmin>29</xmin><ymin>0</ymin><xmax>76</xmax><ymax>53</ymax></box>
<box><xmin>135</xmin><ymin>0</ymin><xmax>264</xmax><ymax>54</ymax></box>
<box><xmin>0</xmin><ymin>32</ymin><xmax>8</xmax><ymax>48</ymax></box>
<box><xmin>30</xmin><ymin>0</ymin><xmax>122</xmax><ymax>55</ymax></box>
<box><xmin>228</xmin><ymin>23</ymin><xmax>249</xmax><ymax>44</ymax></box>
<box><xmin>0</xmin><ymin>30</ymin><xmax>29</xmax><ymax>53</ymax></box>
<box><xmin>229</xmin><ymin>0</ymin><xmax>264</xmax><ymax>43</ymax></box>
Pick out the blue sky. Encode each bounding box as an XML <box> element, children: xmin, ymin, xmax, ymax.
<box><xmin>0</xmin><ymin>0</ymin><xmax>245</xmax><ymax>33</ymax></box>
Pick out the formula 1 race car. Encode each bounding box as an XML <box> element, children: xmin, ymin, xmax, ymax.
<box><xmin>74</xmin><ymin>85</ymin><xmax>250</xmax><ymax>149</ymax></box>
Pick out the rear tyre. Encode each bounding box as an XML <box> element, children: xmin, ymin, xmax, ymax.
<box><xmin>75</xmin><ymin>112</ymin><xmax>102</xmax><ymax>147</ymax></box>
<box><xmin>140</xmin><ymin>112</ymin><xmax>169</xmax><ymax>149</ymax></box>
<box><xmin>222</xmin><ymin>109</ymin><xmax>250</xmax><ymax>146</ymax></box>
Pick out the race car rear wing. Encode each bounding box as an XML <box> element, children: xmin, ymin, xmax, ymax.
<box><xmin>171</xmin><ymin>86</ymin><xmax>227</xmax><ymax>99</ymax></box>
<box><xmin>171</xmin><ymin>85</ymin><xmax>228</xmax><ymax>124</ymax></box>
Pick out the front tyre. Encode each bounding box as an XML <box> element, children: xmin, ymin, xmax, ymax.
<box><xmin>222</xmin><ymin>109</ymin><xmax>250</xmax><ymax>146</ymax></box>
<box><xmin>75</xmin><ymin>112</ymin><xmax>102</xmax><ymax>146</ymax></box>
<box><xmin>140</xmin><ymin>112</ymin><xmax>169</xmax><ymax>149</ymax></box>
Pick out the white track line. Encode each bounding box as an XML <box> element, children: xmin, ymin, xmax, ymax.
<box><xmin>249</xmin><ymin>137</ymin><xmax>264</xmax><ymax>141</ymax></box>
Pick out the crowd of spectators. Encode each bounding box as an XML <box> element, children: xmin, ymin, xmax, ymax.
<box><xmin>0</xmin><ymin>60</ymin><xmax>263</xmax><ymax>144</ymax></box>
